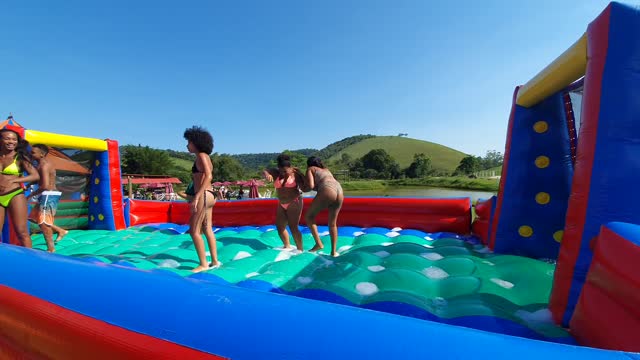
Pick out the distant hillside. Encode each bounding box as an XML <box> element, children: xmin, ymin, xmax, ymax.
<box><xmin>312</xmin><ymin>135</ymin><xmax>377</xmax><ymax>160</ymax></box>
<box><xmin>231</xmin><ymin>148</ymin><xmax>317</xmax><ymax>170</ymax></box>
<box><xmin>327</xmin><ymin>136</ymin><xmax>467</xmax><ymax>172</ymax></box>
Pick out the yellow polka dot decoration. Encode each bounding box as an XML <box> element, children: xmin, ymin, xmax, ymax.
<box><xmin>94</xmin><ymin>178</ymin><xmax>100</xmax><ymax>185</ymax></box>
<box><xmin>533</xmin><ymin>121</ymin><xmax>548</xmax><ymax>133</ymax></box>
<box><xmin>98</xmin><ymin>214</ymin><xmax>105</xmax><ymax>221</ymax></box>
<box><xmin>93</xmin><ymin>196</ymin><xmax>99</xmax><ymax>204</ymax></box>
<box><xmin>90</xmin><ymin>215</ymin><xmax>95</xmax><ymax>222</ymax></box>
<box><xmin>518</xmin><ymin>225</ymin><xmax>533</xmax><ymax>238</ymax></box>
<box><xmin>553</xmin><ymin>230</ymin><xmax>564</xmax><ymax>243</ymax></box>
<box><xmin>535</xmin><ymin>192</ymin><xmax>550</xmax><ymax>205</ymax></box>
<box><xmin>535</xmin><ymin>156</ymin><xmax>550</xmax><ymax>168</ymax></box>
<box><xmin>95</xmin><ymin>160</ymin><xmax>100</xmax><ymax>166</ymax></box>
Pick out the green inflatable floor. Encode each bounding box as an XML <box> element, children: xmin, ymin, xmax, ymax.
<box><xmin>30</xmin><ymin>223</ymin><xmax>572</xmax><ymax>343</ymax></box>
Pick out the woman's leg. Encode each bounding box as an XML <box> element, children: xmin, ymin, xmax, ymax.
<box><xmin>305</xmin><ymin>194</ymin><xmax>331</xmax><ymax>252</ymax></box>
<box><xmin>8</xmin><ymin>194</ymin><xmax>32</xmax><ymax>248</ymax></box>
<box><xmin>203</xmin><ymin>196</ymin><xmax>219</xmax><ymax>267</ymax></box>
<box><xmin>285</xmin><ymin>197</ymin><xmax>304</xmax><ymax>251</ymax></box>
<box><xmin>275</xmin><ymin>204</ymin><xmax>292</xmax><ymax>248</ymax></box>
<box><xmin>189</xmin><ymin>196</ymin><xmax>209</xmax><ymax>272</ymax></box>
<box><xmin>326</xmin><ymin>190</ymin><xmax>344</xmax><ymax>257</ymax></box>
<box><xmin>0</xmin><ymin>206</ymin><xmax>6</xmax><ymax>242</ymax></box>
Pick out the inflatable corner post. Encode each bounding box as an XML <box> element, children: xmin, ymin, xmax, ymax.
<box><xmin>0</xmin><ymin>123</ymin><xmax>126</xmax><ymax>244</ymax></box>
<box><xmin>490</xmin><ymin>2</ymin><xmax>640</xmax><ymax>330</ymax></box>
<box><xmin>550</xmin><ymin>2</ymin><xmax>640</xmax><ymax>328</ymax></box>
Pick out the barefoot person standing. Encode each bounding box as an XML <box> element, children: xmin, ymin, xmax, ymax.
<box><xmin>27</xmin><ymin>144</ymin><xmax>68</xmax><ymax>252</ymax></box>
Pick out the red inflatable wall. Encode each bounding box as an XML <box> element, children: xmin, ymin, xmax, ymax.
<box><xmin>570</xmin><ymin>224</ymin><xmax>640</xmax><ymax>352</ymax></box>
<box><xmin>129</xmin><ymin>197</ymin><xmax>472</xmax><ymax>234</ymax></box>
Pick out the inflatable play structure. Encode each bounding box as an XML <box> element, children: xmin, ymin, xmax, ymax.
<box><xmin>1</xmin><ymin>2</ymin><xmax>639</xmax><ymax>359</ymax></box>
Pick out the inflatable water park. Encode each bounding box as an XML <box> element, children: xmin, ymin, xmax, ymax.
<box><xmin>1</xmin><ymin>2</ymin><xmax>639</xmax><ymax>359</ymax></box>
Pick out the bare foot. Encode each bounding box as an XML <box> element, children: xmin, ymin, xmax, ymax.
<box><xmin>47</xmin><ymin>248</ymin><xmax>55</xmax><ymax>253</ymax></box>
<box><xmin>191</xmin><ymin>264</ymin><xmax>210</xmax><ymax>273</ymax></box>
<box><xmin>209</xmin><ymin>261</ymin><xmax>222</xmax><ymax>269</ymax></box>
<box><xmin>309</xmin><ymin>244</ymin><xmax>324</xmax><ymax>252</ymax></box>
<box><xmin>331</xmin><ymin>252</ymin><xmax>339</xmax><ymax>257</ymax></box>
<box><xmin>56</xmin><ymin>230</ymin><xmax>69</xmax><ymax>243</ymax></box>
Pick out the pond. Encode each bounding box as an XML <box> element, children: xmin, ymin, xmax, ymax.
<box><xmin>338</xmin><ymin>186</ymin><xmax>496</xmax><ymax>203</ymax></box>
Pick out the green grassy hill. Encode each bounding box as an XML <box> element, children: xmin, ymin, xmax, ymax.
<box><xmin>171</xmin><ymin>157</ymin><xmax>193</xmax><ymax>171</ymax></box>
<box><xmin>327</xmin><ymin>136</ymin><xmax>467</xmax><ymax>172</ymax></box>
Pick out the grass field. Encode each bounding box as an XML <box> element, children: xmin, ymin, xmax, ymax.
<box><xmin>340</xmin><ymin>177</ymin><xmax>499</xmax><ymax>192</ymax></box>
<box><xmin>171</xmin><ymin>157</ymin><xmax>192</xmax><ymax>171</ymax></box>
<box><xmin>327</xmin><ymin>136</ymin><xmax>467</xmax><ymax>172</ymax></box>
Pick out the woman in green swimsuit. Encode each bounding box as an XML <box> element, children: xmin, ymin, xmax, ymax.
<box><xmin>0</xmin><ymin>127</ymin><xmax>40</xmax><ymax>247</ymax></box>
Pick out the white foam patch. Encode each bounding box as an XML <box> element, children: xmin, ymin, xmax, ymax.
<box><xmin>422</xmin><ymin>266</ymin><xmax>449</xmax><ymax>279</ymax></box>
<box><xmin>157</xmin><ymin>259</ymin><xmax>180</xmax><ymax>268</ymax></box>
<box><xmin>233</xmin><ymin>251</ymin><xmax>252</xmax><ymax>260</ymax></box>
<box><xmin>353</xmin><ymin>231</ymin><xmax>365</xmax><ymax>236</ymax></box>
<box><xmin>381</xmin><ymin>242</ymin><xmax>394</xmax><ymax>246</ymax></box>
<box><xmin>205</xmin><ymin>251</ymin><xmax>211</xmax><ymax>256</ymax></box>
<box><xmin>514</xmin><ymin>309</ymin><xmax>554</xmax><ymax>326</ymax></box>
<box><xmin>275</xmin><ymin>251</ymin><xmax>293</xmax><ymax>262</ymax></box>
<box><xmin>385</xmin><ymin>231</ymin><xmax>400</xmax><ymax>237</ymax></box>
<box><xmin>355</xmin><ymin>282</ymin><xmax>379</xmax><ymax>296</ymax></box>
<box><xmin>391</xmin><ymin>227</ymin><xmax>403</xmax><ymax>232</ymax></box>
<box><xmin>266</xmin><ymin>228</ymin><xmax>275</xmax><ymax>232</ymax></box>
<box><xmin>297</xmin><ymin>276</ymin><xmax>313</xmax><ymax>285</ymax></box>
<box><xmin>274</xmin><ymin>246</ymin><xmax>295</xmax><ymax>251</ymax></box>
<box><xmin>290</xmin><ymin>249</ymin><xmax>302</xmax><ymax>255</ymax></box>
<box><xmin>475</xmin><ymin>247</ymin><xmax>491</xmax><ymax>254</ymax></box>
<box><xmin>367</xmin><ymin>265</ymin><xmax>386</xmax><ymax>272</ymax></box>
<box><xmin>482</xmin><ymin>260</ymin><xmax>495</xmax><ymax>266</ymax></box>
<box><xmin>338</xmin><ymin>245</ymin><xmax>353</xmax><ymax>253</ymax></box>
<box><xmin>422</xmin><ymin>243</ymin><xmax>434</xmax><ymax>248</ymax></box>
<box><xmin>424</xmin><ymin>235</ymin><xmax>433</xmax><ymax>240</ymax></box>
<box><xmin>421</xmin><ymin>252</ymin><xmax>444</xmax><ymax>261</ymax></box>
<box><xmin>431</xmin><ymin>296</ymin><xmax>448</xmax><ymax>308</ymax></box>
<box><xmin>491</xmin><ymin>278</ymin><xmax>515</xmax><ymax>289</ymax></box>
<box><xmin>245</xmin><ymin>272</ymin><xmax>261</xmax><ymax>278</ymax></box>
<box><xmin>373</xmin><ymin>251</ymin><xmax>390</xmax><ymax>258</ymax></box>
<box><xmin>319</xmin><ymin>231</ymin><xmax>330</xmax><ymax>236</ymax></box>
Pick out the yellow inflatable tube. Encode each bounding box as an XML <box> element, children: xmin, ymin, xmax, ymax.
<box><xmin>24</xmin><ymin>130</ymin><xmax>108</xmax><ymax>152</ymax></box>
<box><xmin>516</xmin><ymin>33</ymin><xmax>587</xmax><ymax>108</ymax></box>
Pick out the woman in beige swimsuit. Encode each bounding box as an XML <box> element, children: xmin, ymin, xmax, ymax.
<box><xmin>304</xmin><ymin>156</ymin><xmax>343</xmax><ymax>257</ymax></box>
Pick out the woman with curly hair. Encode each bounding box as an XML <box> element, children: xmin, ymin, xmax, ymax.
<box><xmin>184</xmin><ymin>126</ymin><xmax>219</xmax><ymax>272</ymax></box>
<box><xmin>263</xmin><ymin>154</ymin><xmax>306</xmax><ymax>252</ymax></box>
<box><xmin>304</xmin><ymin>156</ymin><xmax>343</xmax><ymax>257</ymax></box>
<box><xmin>0</xmin><ymin>126</ymin><xmax>40</xmax><ymax>247</ymax></box>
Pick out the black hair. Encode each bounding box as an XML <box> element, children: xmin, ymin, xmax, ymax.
<box><xmin>277</xmin><ymin>153</ymin><xmax>291</xmax><ymax>168</ymax></box>
<box><xmin>32</xmin><ymin>144</ymin><xmax>49</xmax><ymax>156</ymax></box>
<box><xmin>0</xmin><ymin>128</ymin><xmax>32</xmax><ymax>167</ymax></box>
<box><xmin>307</xmin><ymin>156</ymin><xmax>325</xmax><ymax>168</ymax></box>
<box><xmin>183</xmin><ymin>126</ymin><xmax>214</xmax><ymax>154</ymax></box>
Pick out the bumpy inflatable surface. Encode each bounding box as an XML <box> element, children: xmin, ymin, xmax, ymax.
<box><xmin>32</xmin><ymin>225</ymin><xmax>571</xmax><ymax>343</ymax></box>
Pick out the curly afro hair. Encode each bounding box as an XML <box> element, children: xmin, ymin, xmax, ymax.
<box><xmin>183</xmin><ymin>126</ymin><xmax>214</xmax><ymax>154</ymax></box>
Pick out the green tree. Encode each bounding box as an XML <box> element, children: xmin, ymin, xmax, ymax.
<box><xmin>121</xmin><ymin>145</ymin><xmax>174</xmax><ymax>175</ymax></box>
<box><xmin>405</xmin><ymin>153</ymin><xmax>432</xmax><ymax>178</ymax></box>
<box><xmin>480</xmin><ymin>150</ymin><xmax>504</xmax><ymax>169</ymax></box>
<box><xmin>266</xmin><ymin>150</ymin><xmax>308</xmax><ymax>169</ymax></box>
<box><xmin>359</xmin><ymin>149</ymin><xmax>401</xmax><ymax>179</ymax></box>
<box><xmin>212</xmin><ymin>154</ymin><xmax>245</xmax><ymax>181</ymax></box>
<box><xmin>454</xmin><ymin>155</ymin><xmax>482</xmax><ymax>176</ymax></box>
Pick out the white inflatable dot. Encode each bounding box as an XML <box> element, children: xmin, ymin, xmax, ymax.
<box><xmin>245</xmin><ymin>272</ymin><xmax>261</xmax><ymax>278</ymax></box>
<box><xmin>421</xmin><ymin>252</ymin><xmax>443</xmax><ymax>261</ymax></box>
<box><xmin>275</xmin><ymin>251</ymin><xmax>293</xmax><ymax>262</ymax></box>
<box><xmin>385</xmin><ymin>232</ymin><xmax>400</xmax><ymax>238</ymax></box>
<box><xmin>367</xmin><ymin>265</ymin><xmax>386</xmax><ymax>272</ymax></box>
<box><xmin>422</xmin><ymin>266</ymin><xmax>449</xmax><ymax>280</ymax></box>
<box><xmin>491</xmin><ymin>278</ymin><xmax>515</xmax><ymax>289</ymax></box>
<box><xmin>338</xmin><ymin>245</ymin><xmax>353</xmax><ymax>253</ymax></box>
<box><xmin>297</xmin><ymin>276</ymin><xmax>313</xmax><ymax>285</ymax></box>
<box><xmin>391</xmin><ymin>227</ymin><xmax>403</xmax><ymax>232</ymax></box>
<box><xmin>381</xmin><ymin>242</ymin><xmax>394</xmax><ymax>246</ymax></box>
<box><xmin>233</xmin><ymin>251</ymin><xmax>252</xmax><ymax>260</ymax></box>
<box><xmin>373</xmin><ymin>251</ymin><xmax>390</xmax><ymax>258</ymax></box>
<box><xmin>424</xmin><ymin>235</ymin><xmax>433</xmax><ymax>241</ymax></box>
<box><xmin>355</xmin><ymin>282</ymin><xmax>379</xmax><ymax>296</ymax></box>
<box><xmin>353</xmin><ymin>231</ymin><xmax>365</xmax><ymax>236</ymax></box>
<box><xmin>319</xmin><ymin>231</ymin><xmax>330</xmax><ymax>236</ymax></box>
<box><xmin>157</xmin><ymin>259</ymin><xmax>180</xmax><ymax>268</ymax></box>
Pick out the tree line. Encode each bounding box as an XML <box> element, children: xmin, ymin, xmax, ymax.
<box><xmin>120</xmin><ymin>145</ymin><xmax>503</xmax><ymax>184</ymax></box>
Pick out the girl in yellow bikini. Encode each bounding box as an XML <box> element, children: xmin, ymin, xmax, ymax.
<box><xmin>184</xmin><ymin>126</ymin><xmax>219</xmax><ymax>273</ymax></box>
<box><xmin>263</xmin><ymin>154</ymin><xmax>307</xmax><ymax>252</ymax></box>
<box><xmin>0</xmin><ymin>127</ymin><xmax>40</xmax><ymax>247</ymax></box>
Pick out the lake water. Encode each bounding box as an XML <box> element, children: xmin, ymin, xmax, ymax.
<box><xmin>304</xmin><ymin>186</ymin><xmax>496</xmax><ymax>203</ymax></box>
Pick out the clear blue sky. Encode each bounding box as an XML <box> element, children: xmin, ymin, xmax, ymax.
<box><xmin>0</xmin><ymin>0</ymin><xmax>623</xmax><ymax>156</ymax></box>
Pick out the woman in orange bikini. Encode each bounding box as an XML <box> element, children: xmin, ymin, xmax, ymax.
<box><xmin>184</xmin><ymin>126</ymin><xmax>219</xmax><ymax>273</ymax></box>
<box><xmin>263</xmin><ymin>154</ymin><xmax>306</xmax><ymax>251</ymax></box>
<box><xmin>0</xmin><ymin>126</ymin><xmax>40</xmax><ymax>247</ymax></box>
<box><xmin>304</xmin><ymin>156</ymin><xmax>343</xmax><ymax>257</ymax></box>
